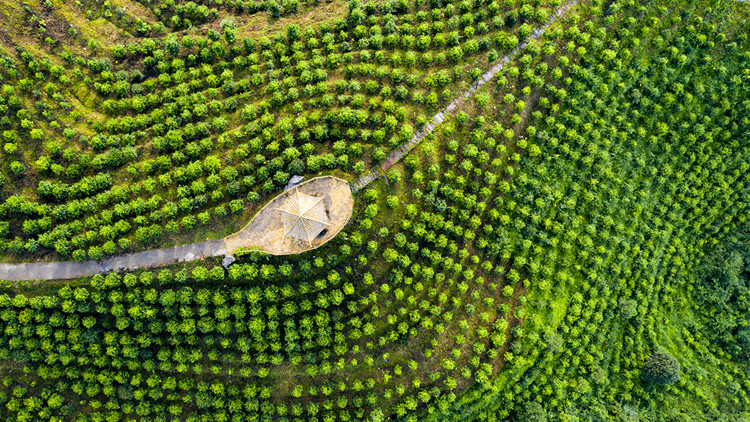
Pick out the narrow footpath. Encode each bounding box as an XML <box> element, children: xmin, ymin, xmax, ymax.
<box><xmin>0</xmin><ymin>240</ymin><xmax>226</xmax><ymax>282</ymax></box>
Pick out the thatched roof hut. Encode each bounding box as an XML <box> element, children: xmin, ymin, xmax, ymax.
<box><xmin>276</xmin><ymin>188</ymin><xmax>330</xmax><ymax>246</ymax></box>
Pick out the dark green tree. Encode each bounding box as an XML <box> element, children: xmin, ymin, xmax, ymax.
<box><xmin>515</xmin><ymin>401</ymin><xmax>548</xmax><ymax>422</ymax></box>
<box><xmin>642</xmin><ymin>348</ymin><xmax>681</xmax><ymax>385</ymax></box>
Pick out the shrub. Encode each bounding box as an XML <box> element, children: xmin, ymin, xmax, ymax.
<box><xmin>387</xmin><ymin>169</ymin><xmax>402</xmax><ymax>184</ymax></box>
<box><xmin>618</xmin><ymin>298</ymin><xmax>638</xmax><ymax>319</ymax></box>
<box><xmin>10</xmin><ymin>161</ymin><xmax>26</xmax><ymax>175</ymax></box>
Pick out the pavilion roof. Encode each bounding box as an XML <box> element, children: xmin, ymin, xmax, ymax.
<box><xmin>276</xmin><ymin>189</ymin><xmax>330</xmax><ymax>246</ymax></box>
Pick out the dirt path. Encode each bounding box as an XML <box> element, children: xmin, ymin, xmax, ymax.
<box><xmin>350</xmin><ymin>0</ymin><xmax>581</xmax><ymax>193</ymax></box>
<box><xmin>0</xmin><ymin>239</ymin><xmax>225</xmax><ymax>282</ymax></box>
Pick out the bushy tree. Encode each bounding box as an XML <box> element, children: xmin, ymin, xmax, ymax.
<box><xmin>515</xmin><ymin>401</ymin><xmax>548</xmax><ymax>422</ymax></box>
<box><xmin>642</xmin><ymin>349</ymin><xmax>680</xmax><ymax>385</ymax></box>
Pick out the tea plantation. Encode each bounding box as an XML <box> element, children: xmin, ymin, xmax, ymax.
<box><xmin>0</xmin><ymin>0</ymin><xmax>748</xmax><ymax>421</ymax></box>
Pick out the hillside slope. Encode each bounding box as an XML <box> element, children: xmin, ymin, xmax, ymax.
<box><xmin>0</xmin><ymin>0</ymin><xmax>748</xmax><ymax>421</ymax></box>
